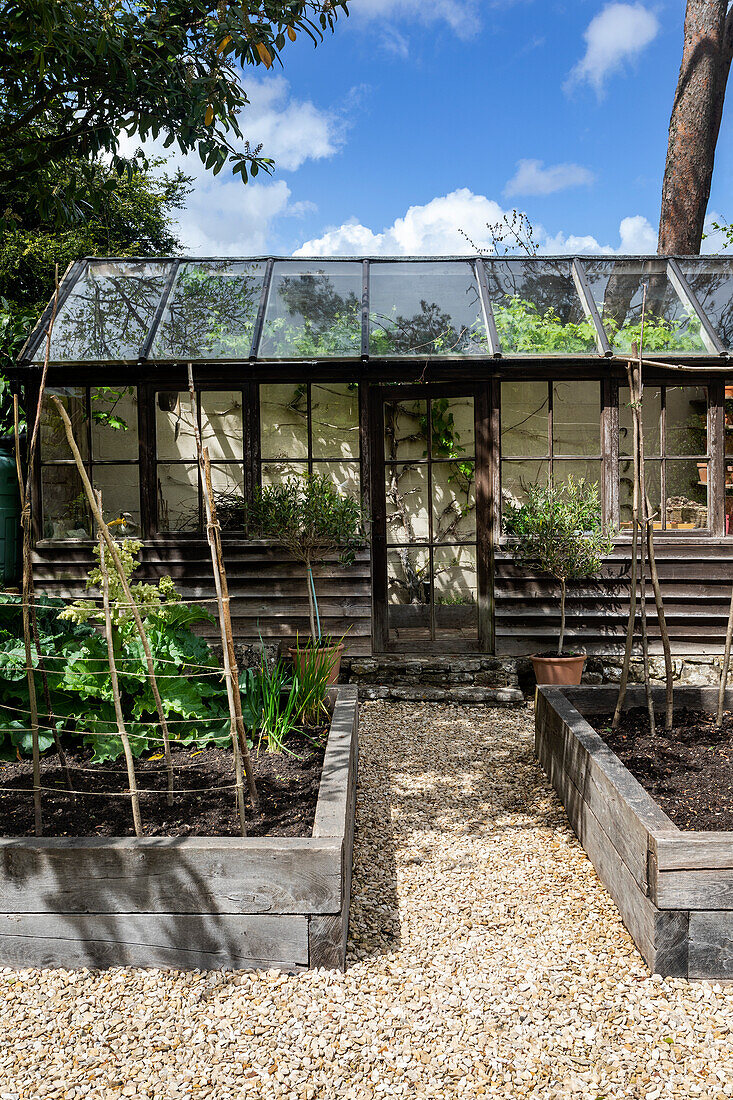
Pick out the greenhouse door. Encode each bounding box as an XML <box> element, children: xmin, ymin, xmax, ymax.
<box><xmin>370</xmin><ymin>385</ymin><xmax>492</xmax><ymax>654</ymax></box>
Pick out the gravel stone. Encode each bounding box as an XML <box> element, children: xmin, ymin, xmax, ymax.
<box><xmin>2</xmin><ymin>701</ymin><xmax>733</xmax><ymax>1098</ymax></box>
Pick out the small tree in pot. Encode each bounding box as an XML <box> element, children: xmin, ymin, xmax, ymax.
<box><xmin>245</xmin><ymin>473</ymin><xmax>365</xmax><ymax>682</ymax></box>
<box><xmin>504</xmin><ymin>477</ymin><xmax>612</xmax><ymax>685</ymax></box>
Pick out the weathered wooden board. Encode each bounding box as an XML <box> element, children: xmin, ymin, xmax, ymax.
<box><xmin>654</xmin><ymin>833</ymin><xmax>733</xmax><ymax>872</ymax></box>
<box><xmin>654</xmin><ymin>870</ymin><xmax>733</xmax><ymax>911</ymax></box>
<box><xmin>689</xmin><ymin>912</ymin><xmax>733</xmax><ymax>980</ymax></box>
<box><xmin>0</xmin><ymin>912</ymin><xmax>308</xmax><ymax>971</ymax></box>
<box><xmin>0</xmin><ymin>837</ymin><xmax>342</xmax><ymax>916</ymax></box>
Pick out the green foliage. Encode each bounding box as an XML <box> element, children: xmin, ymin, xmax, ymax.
<box><xmin>1</xmin><ymin>1</ymin><xmax>348</xmax><ymax>225</ymax></box>
<box><xmin>0</xmin><ymin>545</ymin><xmax>236</xmax><ymax>762</ymax></box>
<box><xmin>505</xmin><ymin>477</ymin><xmax>612</xmax><ymax>655</ymax></box>
<box><xmin>246</xmin><ymin>473</ymin><xmax>364</xmax><ymax>568</ymax></box>
<box><xmin>240</xmin><ymin>657</ymin><xmax>299</xmax><ymax>754</ymax></box>
<box><xmin>290</xmin><ymin>636</ymin><xmax>339</xmax><ymax>726</ymax></box>
<box><xmin>492</xmin><ymin>295</ymin><xmax>597</xmax><ymax>353</ymax></box>
<box><xmin>604</xmin><ymin>310</ymin><xmax>704</xmax><ymax>353</ymax></box>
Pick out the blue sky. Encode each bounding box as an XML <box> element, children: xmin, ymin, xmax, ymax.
<box><xmin>156</xmin><ymin>1</ymin><xmax>733</xmax><ymax>256</ymax></box>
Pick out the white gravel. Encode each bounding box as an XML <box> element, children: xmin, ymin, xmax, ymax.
<box><xmin>2</xmin><ymin>700</ymin><xmax>733</xmax><ymax>1099</ymax></box>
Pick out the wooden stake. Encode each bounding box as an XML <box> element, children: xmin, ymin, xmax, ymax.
<box><xmin>717</xmin><ymin>588</ymin><xmax>733</xmax><ymax>727</ymax></box>
<box><xmin>613</xmin><ymin>362</ymin><xmax>640</xmax><ymax>731</ymax></box>
<box><xmin>187</xmin><ymin>367</ymin><xmax>258</xmax><ymax>816</ymax></box>
<box><xmin>633</xmin><ymin>353</ymin><xmax>656</xmax><ymax>737</ymax></box>
<box><xmin>645</xmin><ymin>495</ymin><xmax>674</xmax><ymax>730</ymax></box>
<box><xmin>51</xmin><ymin>396</ymin><xmax>175</xmax><ymax>805</ymax></box>
<box><xmin>97</xmin><ymin>492</ymin><xmax>143</xmax><ymax>837</ymax></box>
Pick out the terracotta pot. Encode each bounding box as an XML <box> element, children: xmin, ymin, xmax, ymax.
<box><xmin>726</xmin><ymin>385</ymin><xmax>733</xmax><ymax>400</ymax></box>
<box><xmin>697</xmin><ymin>462</ymin><xmax>708</xmax><ymax>485</ymax></box>
<box><xmin>289</xmin><ymin>643</ymin><xmax>344</xmax><ymax>685</ymax></box>
<box><xmin>530</xmin><ymin>653</ymin><xmax>586</xmax><ymax>686</ymax></box>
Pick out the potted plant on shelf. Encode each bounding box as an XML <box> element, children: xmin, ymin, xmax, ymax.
<box><xmin>245</xmin><ymin>472</ymin><xmax>365</xmax><ymax>683</ymax></box>
<box><xmin>504</xmin><ymin>477</ymin><xmax>612</xmax><ymax>686</ymax></box>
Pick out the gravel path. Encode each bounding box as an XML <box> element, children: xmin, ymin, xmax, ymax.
<box><xmin>2</xmin><ymin>701</ymin><xmax>733</xmax><ymax>1098</ymax></box>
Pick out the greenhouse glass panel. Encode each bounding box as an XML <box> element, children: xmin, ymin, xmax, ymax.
<box><xmin>677</xmin><ymin>258</ymin><xmax>733</xmax><ymax>349</ymax></box>
<box><xmin>582</xmin><ymin>259</ymin><xmax>706</xmax><ymax>353</ymax></box>
<box><xmin>259</xmin><ymin>262</ymin><xmax>362</xmax><ymax>358</ymax></box>
<box><xmin>369</xmin><ymin>262</ymin><xmax>488</xmax><ymax>356</ymax></box>
<box><xmin>151</xmin><ymin>261</ymin><xmax>265</xmax><ymax>360</ymax></box>
<box><xmin>37</xmin><ymin>260</ymin><xmax>171</xmax><ymax>362</ymax></box>
<box><xmin>482</xmin><ymin>259</ymin><xmax>596</xmax><ymax>354</ymax></box>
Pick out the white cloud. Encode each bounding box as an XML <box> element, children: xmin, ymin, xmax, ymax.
<box><xmin>118</xmin><ymin>77</ymin><xmax>343</xmax><ymax>254</ymax></box>
<box><xmin>565</xmin><ymin>3</ymin><xmax>660</xmax><ymax>96</ymax></box>
<box><xmin>293</xmin><ymin>187</ymin><xmax>659</xmax><ymax>257</ymax></box>
<box><xmin>350</xmin><ymin>0</ymin><xmax>482</xmax><ymax>38</ymax></box>
<box><xmin>504</xmin><ymin>159</ymin><xmax>595</xmax><ymax>197</ymax></box>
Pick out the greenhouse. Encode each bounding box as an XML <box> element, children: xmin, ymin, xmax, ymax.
<box><xmin>13</xmin><ymin>253</ymin><xmax>733</xmax><ymax>657</ymax></box>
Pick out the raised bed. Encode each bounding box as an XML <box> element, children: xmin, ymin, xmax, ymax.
<box><xmin>536</xmin><ymin>685</ymin><xmax>733</xmax><ymax>980</ymax></box>
<box><xmin>0</xmin><ymin>684</ymin><xmax>358</xmax><ymax>971</ymax></box>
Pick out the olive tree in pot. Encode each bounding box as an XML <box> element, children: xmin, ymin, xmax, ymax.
<box><xmin>245</xmin><ymin>473</ymin><xmax>365</xmax><ymax>683</ymax></box>
<box><xmin>505</xmin><ymin>477</ymin><xmax>612</xmax><ymax>685</ymax></box>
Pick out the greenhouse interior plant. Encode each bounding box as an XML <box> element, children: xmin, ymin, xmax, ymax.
<box><xmin>245</xmin><ymin>473</ymin><xmax>365</xmax><ymax>683</ymax></box>
<box><xmin>505</xmin><ymin>477</ymin><xmax>613</xmax><ymax>685</ymax></box>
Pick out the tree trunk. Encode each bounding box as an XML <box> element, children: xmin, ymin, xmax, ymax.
<box><xmin>558</xmin><ymin>578</ymin><xmax>566</xmax><ymax>657</ymax></box>
<box><xmin>658</xmin><ymin>1</ymin><xmax>733</xmax><ymax>255</ymax></box>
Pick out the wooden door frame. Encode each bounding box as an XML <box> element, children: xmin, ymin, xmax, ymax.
<box><xmin>367</xmin><ymin>381</ymin><xmax>494</xmax><ymax>655</ymax></box>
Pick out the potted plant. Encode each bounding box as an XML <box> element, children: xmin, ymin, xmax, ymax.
<box><xmin>245</xmin><ymin>473</ymin><xmax>365</xmax><ymax>683</ymax></box>
<box><xmin>504</xmin><ymin>477</ymin><xmax>612</xmax><ymax>686</ymax></box>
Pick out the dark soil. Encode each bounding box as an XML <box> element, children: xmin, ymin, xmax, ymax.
<box><xmin>0</xmin><ymin>727</ymin><xmax>328</xmax><ymax>838</ymax></box>
<box><xmin>599</xmin><ymin>708</ymin><xmax>733</xmax><ymax>831</ymax></box>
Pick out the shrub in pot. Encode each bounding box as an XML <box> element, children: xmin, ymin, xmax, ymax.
<box><xmin>245</xmin><ymin>474</ymin><xmax>365</xmax><ymax>682</ymax></box>
<box><xmin>504</xmin><ymin>477</ymin><xmax>612</xmax><ymax>686</ymax></box>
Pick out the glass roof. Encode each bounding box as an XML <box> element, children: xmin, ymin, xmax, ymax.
<box><xmin>23</xmin><ymin>255</ymin><xmax>733</xmax><ymax>365</ymax></box>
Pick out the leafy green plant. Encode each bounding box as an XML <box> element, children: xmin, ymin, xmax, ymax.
<box><xmin>505</xmin><ymin>477</ymin><xmax>612</xmax><ymax>656</ymax></box>
<box><xmin>0</xmin><ymin>544</ymin><xmax>237</xmax><ymax>763</ymax></box>
<box><xmin>290</xmin><ymin>634</ymin><xmax>339</xmax><ymax>726</ymax></box>
<box><xmin>245</xmin><ymin>473</ymin><xmax>364</xmax><ymax>643</ymax></box>
<box><xmin>240</xmin><ymin>657</ymin><xmax>299</xmax><ymax>753</ymax></box>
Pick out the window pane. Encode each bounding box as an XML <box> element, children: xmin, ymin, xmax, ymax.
<box><xmin>619</xmin><ymin>459</ymin><xmax>661</xmax><ymax>531</ymax></box>
<box><xmin>666</xmin><ymin>459</ymin><xmax>707</xmax><ymax>529</ymax></box>
<box><xmin>665</xmin><ymin>386</ymin><xmax>707</xmax><ymax>456</ymax></box>
<box><xmin>201</xmin><ymin>391</ymin><xmax>243</xmax><ymax>462</ymax></box>
<box><xmin>384</xmin><ymin>399</ymin><xmax>428</xmax><ymax>461</ymax></box>
<box><xmin>500</xmin><ymin>382</ymin><xmax>548</xmax><ymax>457</ymax></box>
<box><xmin>387</xmin><ymin>547</ymin><xmax>430</xmax><ymax>640</ymax></box>
<box><xmin>370</xmin><ymin>262</ymin><xmax>488</xmax><ymax>356</ymax></box>
<box><xmin>259</xmin><ymin>262</ymin><xmax>362</xmax><ymax>358</ymax></box>
<box><xmin>619</xmin><ymin>386</ymin><xmax>662</xmax><ymax>457</ymax></box>
<box><xmin>311</xmin><ymin>383</ymin><xmax>360</xmax><ymax>459</ymax></box>
<box><xmin>312</xmin><ymin>461</ymin><xmax>361</xmax><ymax>499</ymax></box>
<box><xmin>433</xmin><ymin>461</ymin><xmax>476</xmax><ymax>542</ymax></box>
<box><xmin>484</xmin><ymin>259</ymin><xmax>596</xmax><ymax>354</ymax></box>
<box><xmin>431</xmin><ymin>396</ymin><xmax>475</xmax><ymax>460</ymax></box>
<box><xmin>260</xmin><ymin>384</ymin><xmax>308</xmax><ymax>460</ymax></box>
<box><xmin>553</xmin><ymin>381</ymin><xmax>600</xmax><ymax>456</ymax></box>
<box><xmin>93</xmin><ymin>466</ymin><xmax>141</xmax><ymax>534</ymax></box>
<box><xmin>39</xmin><ymin>260</ymin><xmax>171</xmax><ymax>363</ymax></box>
<box><xmin>157</xmin><ymin>463</ymin><xmax>198</xmax><ymax>532</ymax></box>
<box><xmin>151</xmin><ymin>261</ymin><xmax>265</xmax><ymax>360</ymax></box>
<box><xmin>501</xmin><ymin>459</ymin><xmax>548</xmax><ymax>513</ymax></box>
<box><xmin>209</xmin><ymin>464</ymin><xmax>244</xmax><ymax>530</ymax></box>
<box><xmin>434</xmin><ymin>545</ymin><xmax>477</xmax><ymax>637</ymax></box>
<box><xmin>385</xmin><ymin>464</ymin><xmax>429</xmax><ymax>544</ymax></box>
<box><xmin>41</xmin><ymin>467</ymin><xmax>91</xmax><ymax>539</ymax></box>
<box><xmin>156</xmin><ymin>391</ymin><xmax>196</xmax><ymax>461</ymax></box>
<box><xmin>90</xmin><ymin>387</ymin><xmax>138</xmax><ymax>461</ymax></box>
<box><xmin>678</xmin><ymin>258</ymin><xmax>733</xmax><ymax>350</ymax></box>
<box><xmin>583</xmin><ymin>259</ymin><xmax>706</xmax><ymax>353</ymax></box>
<box><xmin>41</xmin><ymin>388</ymin><xmax>88</xmax><ymax>461</ymax></box>
<box><xmin>552</xmin><ymin>459</ymin><xmax>602</xmax><ymax>491</ymax></box>
<box><xmin>261</xmin><ymin>461</ymin><xmax>308</xmax><ymax>486</ymax></box>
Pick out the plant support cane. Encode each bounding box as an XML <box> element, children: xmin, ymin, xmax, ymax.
<box><xmin>51</xmin><ymin>396</ymin><xmax>176</xmax><ymax>805</ymax></box>
<box><xmin>96</xmin><ymin>492</ymin><xmax>143</xmax><ymax>837</ymax></box>
<box><xmin>187</xmin><ymin>366</ymin><xmax>257</xmax><ymax>822</ymax></box>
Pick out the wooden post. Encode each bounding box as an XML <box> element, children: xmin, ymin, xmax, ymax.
<box><xmin>187</xmin><ymin>366</ymin><xmax>258</xmax><ymax>815</ymax></box>
<box><xmin>717</xmin><ymin>589</ymin><xmax>733</xmax><ymax>727</ymax></box>
<box><xmin>613</xmin><ymin>363</ymin><xmax>640</xmax><ymax>730</ymax></box>
<box><xmin>50</xmin><ymin>396</ymin><xmax>175</xmax><ymax>805</ymax></box>
<box><xmin>96</xmin><ymin>492</ymin><xmax>143</xmax><ymax>837</ymax></box>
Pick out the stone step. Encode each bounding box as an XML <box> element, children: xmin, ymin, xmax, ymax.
<box><xmin>356</xmin><ymin>684</ymin><xmax>526</xmax><ymax>706</ymax></box>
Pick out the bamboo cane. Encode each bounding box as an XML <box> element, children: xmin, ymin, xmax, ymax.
<box><xmin>12</xmin><ymin>392</ymin><xmax>75</xmax><ymax>797</ymax></box>
<box><xmin>51</xmin><ymin>396</ymin><xmax>175</xmax><ymax>805</ymax></box>
<box><xmin>718</xmin><ymin>588</ymin><xmax>733</xmax><ymax>727</ymax></box>
<box><xmin>612</xmin><ymin>362</ymin><xmax>640</xmax><ymax>730</ymax></box>
<box><xmin>633</xmin><ymin>352</ymin><xmax>656</xmax><ymax>736</ymax></box>
<box><xmin>186</xmin><ymin>368</ymin><xmax>255</xmax><ymax>826</ymax></box>
<box><xmin>96</xmin><ymin>492</ymin><xmax>143</xmax><ymax>837</ymax></box>
<box><xmin>645</xmin><ymin>494</ymin><xmax>674</xmax><ymax>730</ymax></box>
